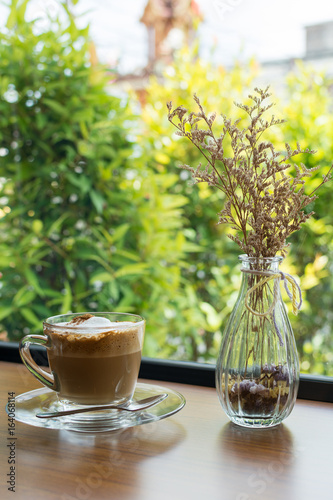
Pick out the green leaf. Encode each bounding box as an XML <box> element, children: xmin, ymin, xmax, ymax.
<box><xmin>108</xmin><ymin>280</ymin><xmax>119</xmax><ymax>301</ymax></box>
<box><xmin>113</xmin><ymin>249</ymin><xmax>140</xmax><ymax>262</ymax></box>
<box><xmin>200</xmin><ymin>302</ymin><xmax>222</xmax><ymax>330</ymax></box>
<box><xmin>24</xmin><ymin>269</ymin><xmax>44</xmax><ymax>297</ymax></box>
<box><xmin>60</xmin><ymin>280</ymin><xmax>72</xmax><ymax>314</ymax></box>
<box><xmin>6</xmin><ymin>1</ymin><xmax>18</xmax><ymax>29</ymax></box>
<box><xmin>77</xmin><ymin>140</ymin><xmax>95</xmax><ymax>157</ymax></box>
<box><xmin>114</xmin><ymin>263</ymin><xmax>149</xmax><ymax>278</ymax></box>
<box><xmin>79</xmin><ymin>120</ymin><xmax>89</xmax><ymax>139</ymax></box>
<box><xmin>64</xmin><ymin>259</ymin><xmax>75</xmax><ymax>279</ymax></box>
<box><xmin>89</xmin><ymin>272</ymin><xmax>113</xmax><ymax>284</ymax></box>
<box><xmin>42</xmin><ymin>288</ymin><xmax>64</xmax><ymax>299</ymax></box>
<box><xmin>20</xmin><ymin>307</ymin><xmax>40</xmax><ymax>326</ymax></box>
<box><xmin>67</xmin><ymin>172</ymin><xmax>91</xmax><ymax>194</ymax></box>
<box><xmin>154</xmin><ymin>152</ymin><xmax>170</xmax><ymax>165</ymax></box>
<box><xmin>47</xmin><ymin>213</ymin><xmax>70</xmax><ymax>237</ymax></box>
<box><xmin>17</xmin><ymin>0</ymin><xmax>30</xmax><ymax>24</ymax></box>
<box><xmin>0</xmin><ymin>306</ymin><xmax>13</xmax><ymax>321</ymax></box>
<box><xmin>112</xmin><ymin>223</ymin><xmax>130</xmax><ymax>243</ymax></box>
<box><xmin>0</xmin><ymin>249</ymin><xmax>15</xmax><ymax>267</ymax></box>
<box><xmin>13</xmin><ymin>286</ymin><xmax>37</xmax><ymax>307</ymax></box>
<box><xmin>43</xmin><ymin>98</ymin><xmax>69</xmax><ymax>117</ymax></box>
<box><xmin>90</xmin><ymin>189</ymin><xmax>105</xmax><ymax>214</ymax></box>
<box><xmin>183</xmin><ymin>242</ymin><xmax>203</xmax><ymax>252</ymax></box>
<box><xmin>92</xmin><ymin>120</ymin><xmax>113</xmax><ymax>130</ymax></box>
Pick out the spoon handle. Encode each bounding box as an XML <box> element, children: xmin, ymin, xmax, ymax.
<box><xmin>36</xmin><ymin>393</ymin><xmax>168</xmax><ymax>419</ymax></box>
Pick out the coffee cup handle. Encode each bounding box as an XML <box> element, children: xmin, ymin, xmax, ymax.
<box><xmin>19</xmin><ymin>335</ymin><xmax>56</xmax><ymax>390</ymax></box>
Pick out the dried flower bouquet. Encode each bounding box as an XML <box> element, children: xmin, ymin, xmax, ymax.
<box><xmin>167</xmin><ymin>87</ymin><xmax>332</xmax><ymax>426</ymax></box>
<box><xmin>167</xmin><ymin>87</ymin><xmax>331</xmax><ymax>258</ymax></box>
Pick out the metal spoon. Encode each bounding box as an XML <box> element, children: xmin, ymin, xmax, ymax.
<box><xmin>36</xmin><ymin>393</ymin><xmax>168</xmax><ymax>419</ymax></box>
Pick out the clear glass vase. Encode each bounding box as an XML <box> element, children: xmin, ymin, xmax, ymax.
<box><xmin>216</xmin><ymin>255</ymin><xmax>300</xmax><ymax>428</ymax></box>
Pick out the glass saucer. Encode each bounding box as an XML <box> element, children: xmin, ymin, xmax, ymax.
<box><xmin>8</xmin><ymin>383</ymin><xmax>186</xmax><ymax>433</ymax></box>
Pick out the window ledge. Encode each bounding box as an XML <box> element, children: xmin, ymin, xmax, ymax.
<box><xmin>1</xmin><ymin>341</ymin><xmax>332</xmax><ymax>403</ymax></box>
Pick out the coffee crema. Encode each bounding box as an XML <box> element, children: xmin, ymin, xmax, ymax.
<box><xmin>45</xmin><ymin>314</ymin><xmax>144</xmax><ymax>405</ymax></box>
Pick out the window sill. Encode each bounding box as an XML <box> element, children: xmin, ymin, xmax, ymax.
<box><xmin>1</xmin><ymin>341</ymin><xmax>332</xmax><ymax>403</ymax></box>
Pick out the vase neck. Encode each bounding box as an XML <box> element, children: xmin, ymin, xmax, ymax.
<box><xmin>238</xmin><ymin>254</ymin><xmax>283</xmax><ymax>274</ymax></box>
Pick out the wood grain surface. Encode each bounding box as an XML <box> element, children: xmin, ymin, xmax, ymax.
<box><xmin>1</xmin><ymin>361</ymin><xmax>332</xmax><ymax>500</ymax></box>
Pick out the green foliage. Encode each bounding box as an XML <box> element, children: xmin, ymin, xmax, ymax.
<box><xmin>0</xmin><ymin>0</ymin><xmax>190</xmax><ymax>349</ymax></box>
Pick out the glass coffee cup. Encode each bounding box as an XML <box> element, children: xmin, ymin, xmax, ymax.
<box><xmin>19</xmin><ymin>312</ymin><xmax>145</xmax><ymax>408</ymax></box>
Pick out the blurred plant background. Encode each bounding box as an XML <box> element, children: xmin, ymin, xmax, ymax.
<box><xmin>0</xmin><ymin>0</ymin><xmax>333</xmax><ymax>375</ymax></box>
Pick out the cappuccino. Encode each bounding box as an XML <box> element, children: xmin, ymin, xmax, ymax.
<box><xmin>45</xmin><ymin>314</ymin><xmax>144</xmax><ymax>405</ymax></box>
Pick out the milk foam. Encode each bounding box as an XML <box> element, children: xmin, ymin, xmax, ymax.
<box><xmin>48</xmin><ymin>314</ymin><xmax>144</xmax><ymax>356</ymax></box>
<box><xmin>58</xmin><ymin>315</ymin><xmax>137</xmax><ymax>333</ymax></box>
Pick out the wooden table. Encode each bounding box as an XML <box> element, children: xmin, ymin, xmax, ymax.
<box><xmin>1</xmin><ymin>361</ymin><xmax>332</xmax><ymax>500</ymax></box>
